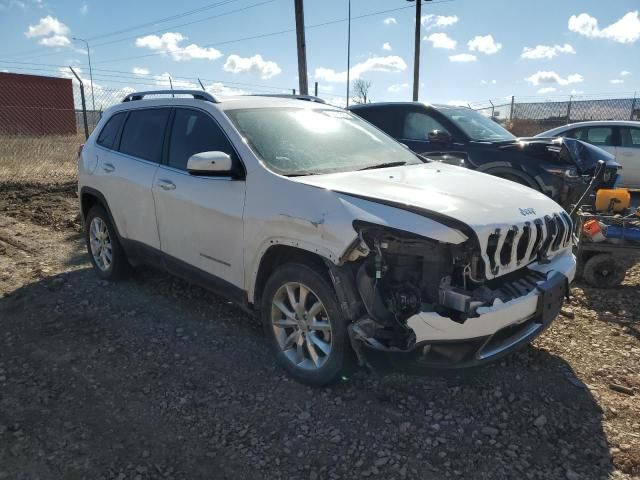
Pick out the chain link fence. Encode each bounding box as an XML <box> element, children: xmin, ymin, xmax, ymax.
<box><xmin>472</xmin><ymin>95</ymin><xmax>640</xmax><ymax>137</ymax></box>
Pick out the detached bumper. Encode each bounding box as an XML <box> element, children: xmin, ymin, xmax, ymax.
<box><xmin>349</xmin><ymin>251</ymin><xmax>575</xmax><ymax>370</ymax></box>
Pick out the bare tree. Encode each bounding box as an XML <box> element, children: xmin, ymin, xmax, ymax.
<box><xmin>351</xmin><ymin>79</ymin><xmax>372</xmax><ymax>104</ymax></box>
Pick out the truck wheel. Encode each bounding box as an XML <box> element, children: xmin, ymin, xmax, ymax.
<box><xmin>581</xmin><ymin>253</ymin><xmax>626</xmax><ymax>288</ymax></box>
<box><xmin>261</xmin><ymin>263</ymin><xmax>350</xmax><ymax>386</ymax></box>
<box><xmin>85</xmin><ymin>205</ymin><xmax>130</xmax><ymax>280</ymax></box>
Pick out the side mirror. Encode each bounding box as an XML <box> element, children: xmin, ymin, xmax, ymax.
<box><xmin>187</xmin><ymin>151</ymin><xmax>233</xmax><ymax>175</ymax></box>
<box><xmin>428</xmin><ymin>129</ymin><xmax>452</xmax><ymax>145</ymax></box>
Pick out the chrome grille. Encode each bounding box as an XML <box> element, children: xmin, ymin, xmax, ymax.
<box><xmin>483</xmin><ymin>212</ymin><xmax>572</xmax><ymax>278</ymax></box>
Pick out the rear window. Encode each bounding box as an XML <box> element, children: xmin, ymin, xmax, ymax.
<box><xmin>96</xmin><ymin>112</ymin><xmax>125</xmax><ymax>150</ymax></box>
<box><xmin>119</xmin><ymin>108</ymin><xmax>171</xmax><ymax>162</ymax></box>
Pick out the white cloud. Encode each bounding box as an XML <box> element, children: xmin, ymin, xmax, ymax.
<box><xmin>568</xmin><ymin>11</ymin><xmax>640</xmax><ymax>44</ymax></box>
<box><xmin>468</xmin><ymin>35</ymin><xmax>502</xmax><ymax>55</ymax></box>
<box><xmin>422</xmin><ymin>14</ymin><xmax>459</xmax><ymax>29</ymax></box>
<box><xmin>538</xmin><ymin>87</ymin><xmax>557</xmax><ymax>94</ymax></box>
<box><xmin>314</xmin><ymin>55</ymin><xmax>407</xmax><ymax>83</ymax></box>
<box><xmin>521</xmin><ymin>43</ymin><xmax>575</xmax><ymax>60</ymax></box>
<box><xmin>25</xmin><ymin>15</ymin><xmax>68</xmax><ymax>37</ymax></box>
<box><xmin>132</xmin><ymin>67</ymin><xmax>150</xmax><ymax>76</ymax></box>
<box><xmin>135</xmin><ymin>32</ymin><xmax>222</xmax><ymax>61</ymax></box>
<box><xmin>449</xmin><ymin>53</ymin><xmax>477</xmax><ymax>63</ymax></box>
<box><xmin>382</xmin><ymin>42</ymin><xmax>392</xmax><ymax>51</ymax></box>
<box><xmin>525</xmin><ymin>71</ymin><xmax>583</xmax><ymax>86</ymax></box>
<box><xmin>425</xmin><ymin>33</ymin><xmax>456</xmax><ymax>50</ymax></box>
<box><xmin>620</xmin><ymin>70</ymin><xmax>631</xmax><ymax>76</ymax></box>
<box><xmin>383</xmin><ymin>17</ymin><xmax>397</xmax><ymax>25</ymax></box>
<box><xmin>25</xmin><ymin>15</ymin><xmax>70</xmax><ymax>47</ymax></box>
<box><xmin>223</xmin><ymin>54</ymin><xmax>281</xmax><ymax>79</ymax></box>
<box><xmin>80</xmin><ymin>3</ymin><xmax>88</xmax><ymax>15</ymax></box>
<box><xmin>570</xmin><ymin>89</ymin><xmax>584</xmax><ymax>95</ymax></box>
<box><xmin>387</xmin><ymin>83</ymin><xmax>409</xmax><ymax>93</ymax></box>
<box><xmin>481</xmin><ymin>79</ymin><xmax>497</xmax><ymax>85</ymax></box>
<box><xmin>610</xmin><ymin>79</ymin><xmax>624</xmax><ymax>84</ymax></box>
<box><xmin>39</xmin><ymin>34</ymin><xmax>70</xmax><ymax>47</ymax></box>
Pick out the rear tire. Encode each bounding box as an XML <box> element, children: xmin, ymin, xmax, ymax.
<box><xmin>85</xmin><ymin>205</ymin><xmax>130</xmax><ymax>280</ymax></box>
<box><xmin>261</xmin><ymin>263</ymin><xmax>350</xmax><ymax>386</ymax></box>
<box><xmin>581</xmin><ymin>253</ymin><xmax>626</xmax><ymax>288</ymax></box>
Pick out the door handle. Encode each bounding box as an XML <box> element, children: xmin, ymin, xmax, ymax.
<box><xmin>103</xmin><ymin>163</ymin><xmax>115</xmax><ymax>173</ymax></box>
<box><xmin>157</xmin><ymin>179</ymin><xmax>176</xmax><ymax>191</ymax></box>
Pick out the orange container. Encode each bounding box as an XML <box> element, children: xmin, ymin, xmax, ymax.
<box><xmin>595</xmin><ymin>189</ymin><xmax>631</xmax><ymax>213</ymax></box>
<box><xmin>582</xmin><ymin>219</ymin><xmax>606</xmax><ymax>242</ymax></box>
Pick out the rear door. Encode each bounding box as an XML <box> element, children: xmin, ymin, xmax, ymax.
<box><xmin>95</xmin><ymin>107</ymin><xmax>170</xmax><ymax>249</ymax></box>
<box><xmin>152</xmin><ymin>107</ymin><xmax>246</xmax><ymax>288</ymax></box>
<box><xmin>617</xmin><ymin>126</ymin><xmax>640</xmax><ymax>187</ymax></box>
<box><xmin>566</xmin><ymin>125</ymin><xmax>617</xmax><ymax>157</ymax></box>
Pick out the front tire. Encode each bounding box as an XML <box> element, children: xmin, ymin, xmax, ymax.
<box><xmin>261</xmin><ymin>263</ymin><xmax>350</xmax><ymax>386</ymax></box>
<box><xmin>85</xmin><ymin>205</ymin><xmax>130</xmax><ymax>280</ymax></box>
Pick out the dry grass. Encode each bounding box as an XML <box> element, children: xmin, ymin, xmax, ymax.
<box><xmin>0</xmin><ymin>134</ymin><xmax>82</xmax><ymax>182</ymax></box>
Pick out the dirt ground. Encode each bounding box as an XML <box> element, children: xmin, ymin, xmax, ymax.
<box><xmin>0</xmin><ymin>181</ymin><xmax>638</xmax><ymax>480</ymax></box>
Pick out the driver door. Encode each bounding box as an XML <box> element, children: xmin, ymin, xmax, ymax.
<box><xmin>152</xmin><ymin>107</ymin><xmax>246</xmax><ymax>287</ymax></box>
<box><xmin>399</xmin><ymin>111</ymin><xmax>451</xmax><ymax>155</ymax></box>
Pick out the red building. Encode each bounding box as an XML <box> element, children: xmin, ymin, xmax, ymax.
<box><xmin>0</xmin><ymin>72</ymin><xmax>76</xmax><ymax>135</ymax></box>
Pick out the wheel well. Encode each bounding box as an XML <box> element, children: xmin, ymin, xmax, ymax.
<box><xmin>253</xmin><ymin>245</ymin><xmax>330</xmax><ymax>306</ymax></box>
<box><xmin>81</xmin><ymin>192</ymin><xmax>102</xmax><ymax>219</ymax></box>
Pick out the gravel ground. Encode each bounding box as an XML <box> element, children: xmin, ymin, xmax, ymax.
<box><xmin>0</xmin><ymin>181</ymin><xmax>638</xmax><ymax>480</ymax></box>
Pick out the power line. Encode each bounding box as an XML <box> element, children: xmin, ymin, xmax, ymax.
<box><xmin>91</xmin><ymin>0</ymin><xmax>277</xmax><ymax>49</ymax></box>
<box><xmin>0</xmin><ymin>0</ymin><xmax>243</xmax><ymax>60</ymax></box>
<box><xmin>89</xmin><ymin>0</ymin><xmax>456</xmax><ymax>65</ymax></box>
<box><xmin>86</xmin><ymin>0</ymin><xmax>242</xmax><ymax>41</ymax></box>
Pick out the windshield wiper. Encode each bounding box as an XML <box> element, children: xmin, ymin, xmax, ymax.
<box><xmin>358</xmin><ymin>161</ymin><xmax>407</xmax><ymax>171</ymax></box>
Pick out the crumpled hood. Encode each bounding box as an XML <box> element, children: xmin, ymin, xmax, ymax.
<box><xmin>293</xmin><ymin>162</ymin><xmax>566</xmax><ymax>231</ymax></box>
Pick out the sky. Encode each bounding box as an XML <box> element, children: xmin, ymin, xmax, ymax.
<box><xmin>0</xmin><ymin>0</ymin><xmax>638</xmax><ymax>107</ymax></box>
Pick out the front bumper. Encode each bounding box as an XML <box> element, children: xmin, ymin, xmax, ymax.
<box><xmin>349</xmin><ymin>251</ymin><xmax>575</xmax><ymax>370</ymax></box>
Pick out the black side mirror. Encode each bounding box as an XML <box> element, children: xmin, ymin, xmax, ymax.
<box><xmin>428</xmin><ymin>129</ymin><xmax>452</xmax><ymax>145</ymax></box>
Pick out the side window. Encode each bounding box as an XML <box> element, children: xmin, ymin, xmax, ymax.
<box><xmin>96</xmin><ymin>112</ymin><xmax>125</xmax><ymax>150</ymax></box>
<box><xmin>119</xmin><ymin>108</ymin><xmax>171</xmax><ymax>162</ymax></box>
<box><xmin>353</xmin><ymin>107</ymin><xmax>402</xmax><ymax>138</ymax></box>
<box><xmin>168</xmin><ymin>108</ymin><xmax>235</xmax><ymax>171</ymax></box>
<box><xmin>620</xmin><ymin>127</ymin><xmax>640</xmax><ymax>147</ymax></box>
<box><xmin>570</xmin><ymin>126</ymin><xmax>614</xmax><ymax>146</ymax></box>
<box><xmin>402</xmin><ymin>112</ymin><xmax>449</xmax><ymax>141</ymax></box>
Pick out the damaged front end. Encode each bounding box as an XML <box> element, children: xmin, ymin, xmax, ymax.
<box><xmin>341</xmin><ymin>221</ymin><xmax>572</xmax><ymax>369</ymax></box>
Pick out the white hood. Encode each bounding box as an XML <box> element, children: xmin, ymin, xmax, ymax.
<box><xmin>293</xmin><ymin>162</ymin><xmax>564</xmax><ymax>229</ymax></box>
<box><xmin>294</xmin><ymin>163</ymin><xmax>572</xmax><ymax>280</ymax></box>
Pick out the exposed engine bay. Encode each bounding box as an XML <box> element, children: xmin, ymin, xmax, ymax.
<box><xmin>343</xmin><ymin>223</ymin><xmax>553</xmax><ymax>353</ymax></box>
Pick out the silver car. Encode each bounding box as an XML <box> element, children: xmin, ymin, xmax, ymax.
<box><xmin>537</xmin><ymin>120</ymin><xmax>640</xmax><ymax>189</ymax></box>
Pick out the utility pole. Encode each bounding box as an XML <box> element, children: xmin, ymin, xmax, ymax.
<box><xmin>294</xmin><ymin>0</ymin><xmax>309</xmax><ymax>95</ymax></box>
<box><xmin>407</xmin><ymin>0</ymin><xmax>431</xmax><ymax>101</ymax></box>
<box><xmin>346</xmin><ymin>0</ymin><xmax>351</xmax><ymax>107</ymax></box>
<box><xmin>72</xmin><ymin>37</ymin><xmax>95</xmax><ymax>112</ymax></box>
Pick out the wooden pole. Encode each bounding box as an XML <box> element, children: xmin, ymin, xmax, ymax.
<box><xmin>294</xmin><ymin>0</ymin><xmax>309</xmax><ymax>95</ymax></box>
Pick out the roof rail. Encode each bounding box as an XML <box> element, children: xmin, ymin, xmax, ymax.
<box><xmin>248</xmin><ymin>94</ymin><xmax>326</xmax><ymax>104</ymax></box>
<box><xmin>122</xmin><ymin>90</ymin><xmax>218</xmax><ymax>103</ymax></box>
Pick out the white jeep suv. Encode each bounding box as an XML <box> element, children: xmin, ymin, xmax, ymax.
<box><xmin>78</xmin><ymin>90</ymin><xmax>576</xmax><ymax>386</ymax></box>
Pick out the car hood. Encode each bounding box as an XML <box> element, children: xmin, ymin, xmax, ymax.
<box><xmin>499</xmin><ymin>137</ymin><xmax>620</xmax><ymax>173</ymax></box>
<box><xmin>293</xmin><ymin>162</ymin><xmax>566</xmax><ymax>232</ymax></box>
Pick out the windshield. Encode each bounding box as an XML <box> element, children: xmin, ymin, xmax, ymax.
<box><xmin>226</xmin><ymin>107</ymin><xmax>423</xmax><ymax>176</ymax></box>
<box><xmin>439</xmin><ymin>107</ymin><xmax>516</xmax><ymax>142</ymax></box>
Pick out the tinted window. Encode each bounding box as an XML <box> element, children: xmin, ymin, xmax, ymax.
<box><xmin>620</xmin><ymin>127</ymin><xmax>640</xmax><ymax>147</ymax></box>
<box><xmin>96</xmin><ymin>112</ymin><xmax>125</xmax><ymax>150</ymax></box>
<box><xmin>402</xmin><ymin>112</ymin><xmax>449</xmax><ymax>140</ymax></box>
<box><xmin>119</xmin><ymin>108</ymin><xmax>171</xmax><ymax>162</ymax></box>
<box><xmin>569</xmin><ymin>126</ymin><xmax>614</xmax><ymax>146</ymax></box>
<box><xmin>352</xmin><ymin>107</ymin><xmax>402</xmax><ymax>137</ymax></box>
<box><xmin>168</xmin><ymin>108</ymin><xmax>235</xmax><ymax>170</ymax></box>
